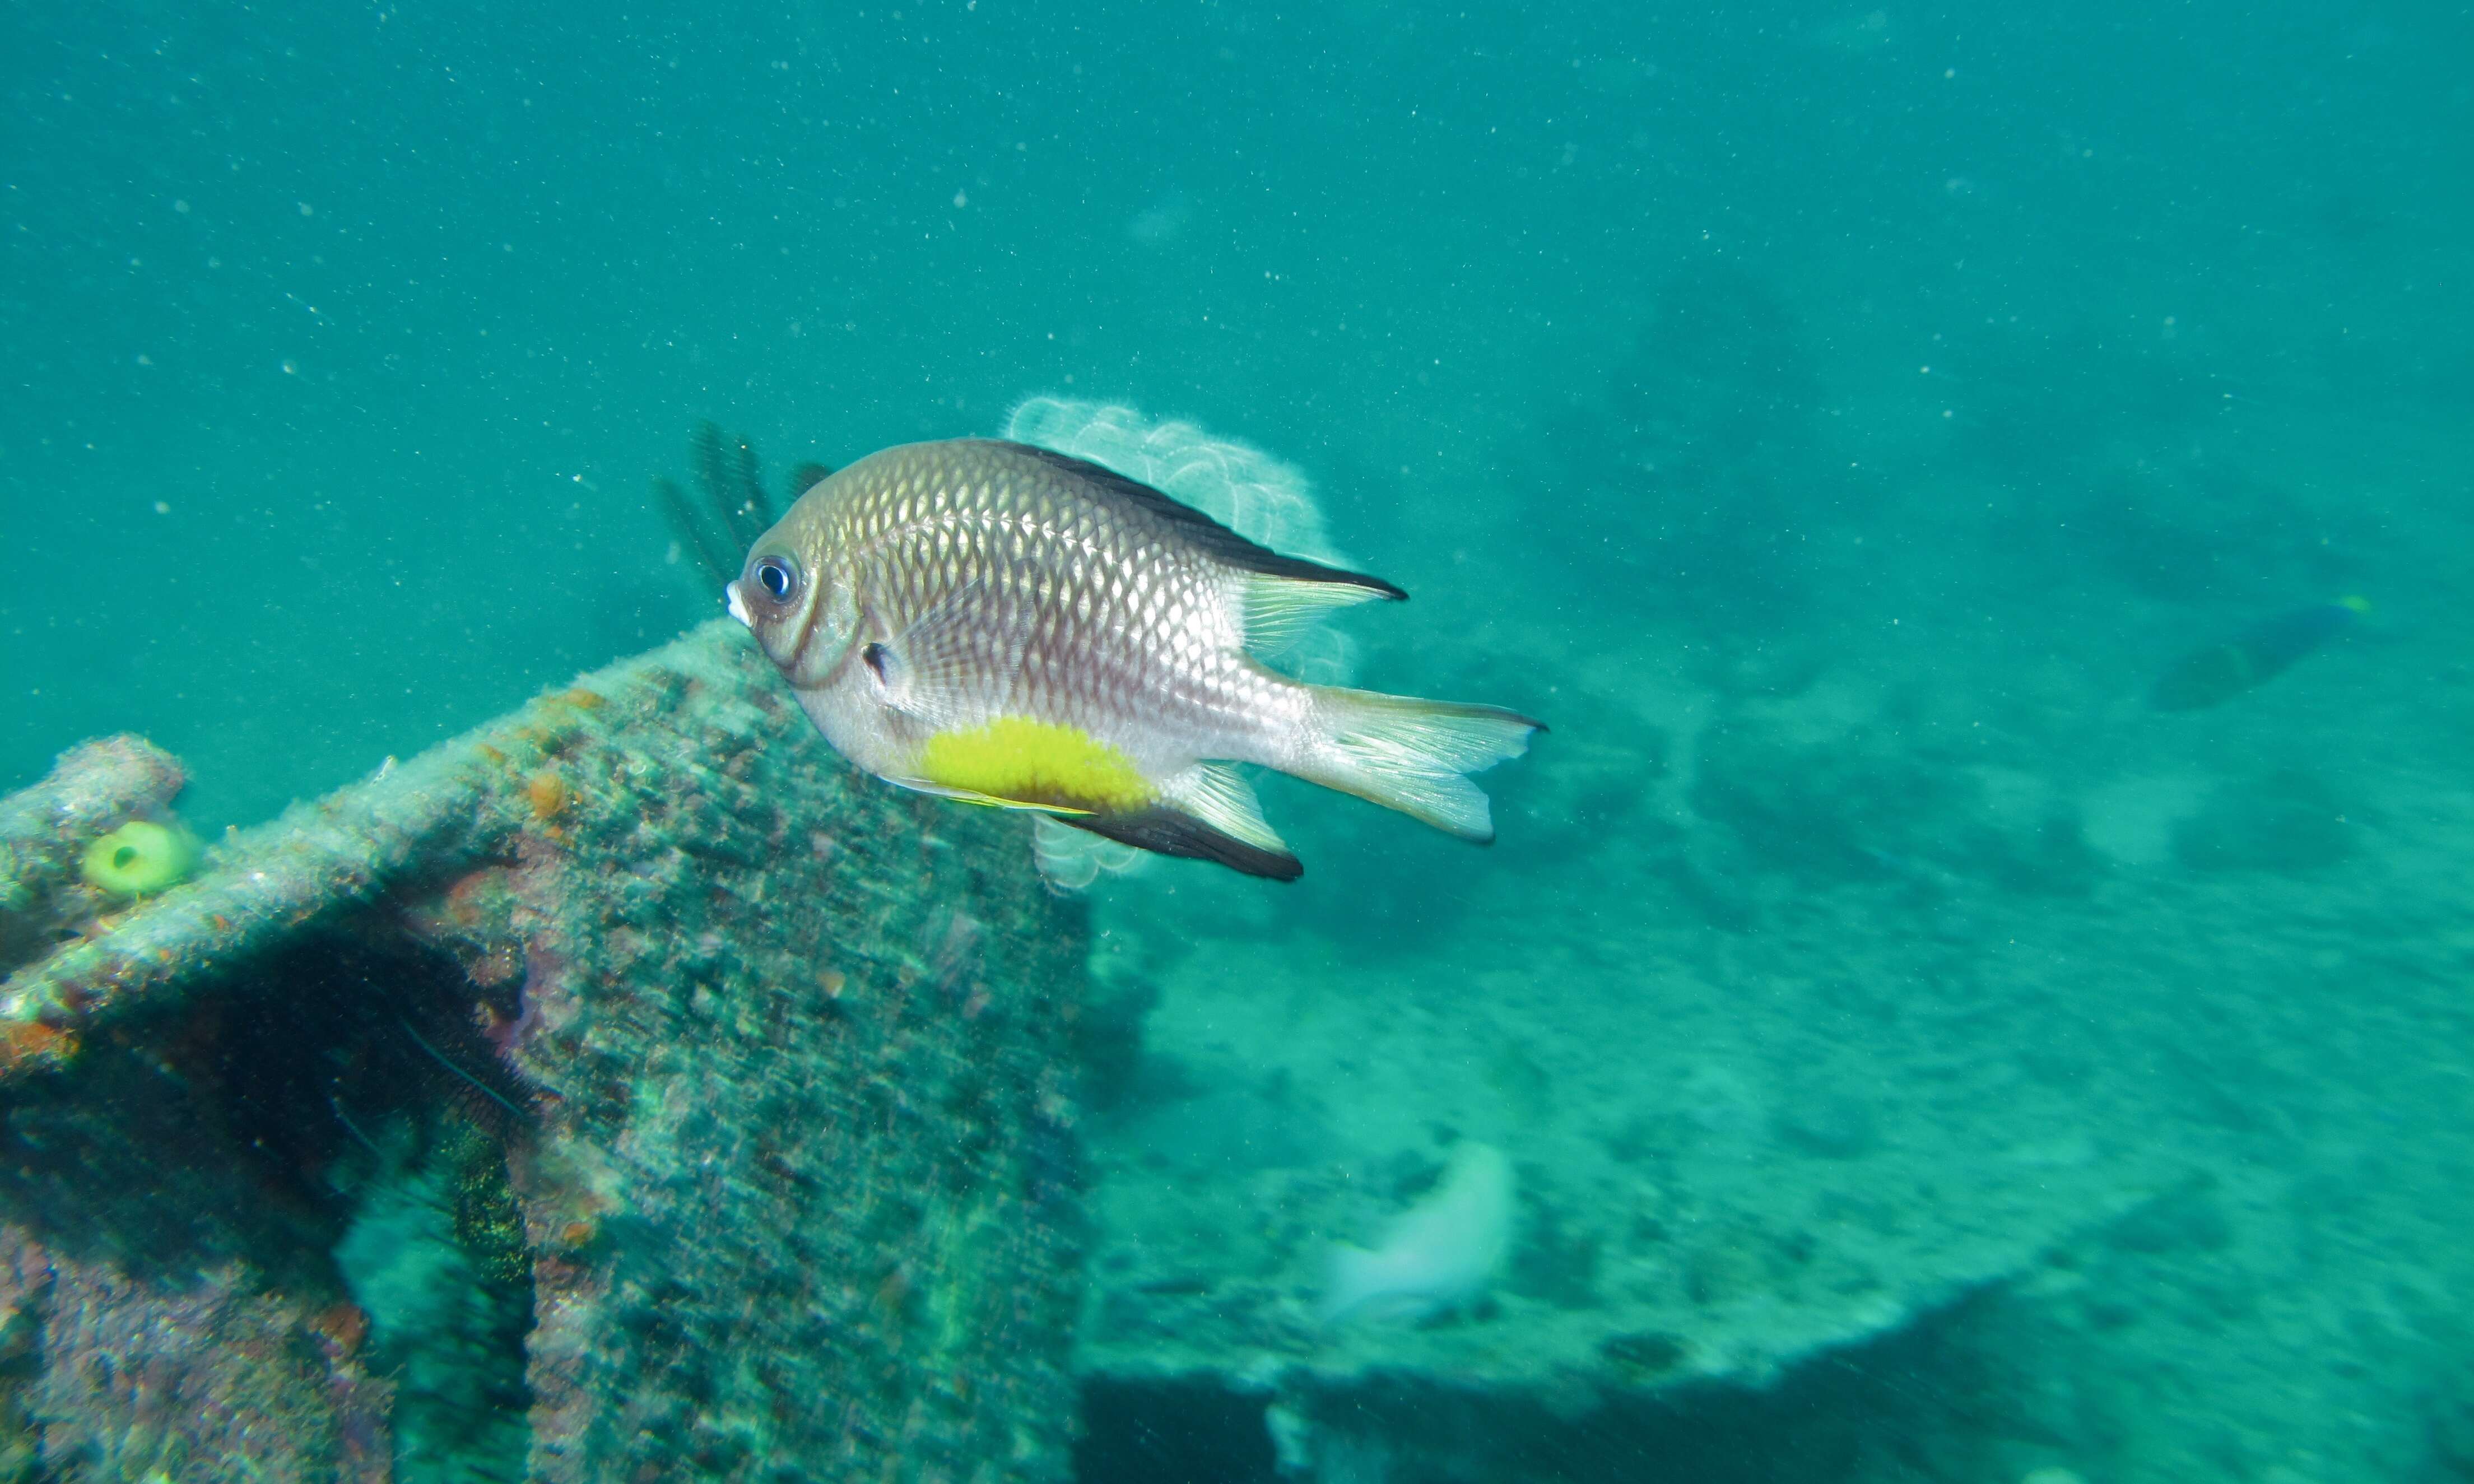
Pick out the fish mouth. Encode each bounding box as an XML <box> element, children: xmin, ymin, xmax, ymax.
<box><xmin>724</xmin><ymin>580</ymin><xmax>752</xmax><ymax>627</ymax></box>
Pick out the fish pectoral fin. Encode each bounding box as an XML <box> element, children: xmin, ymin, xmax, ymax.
<box><xmin>1069</xmin><ymin>798</ymin><xmax>1303</xmax><ymax>882</ymax></box>
<box><xmin>1240</xmin><ymin>573</ymin><xmax>1396</xmax><ymax>655</ymax></box>
<box><xmin>1159</xmin><ymin>762</ymin><xmax>1290</xmax><ymax>857</ymax></box>
<box><xmin>889</xmin><ymin>575</ymin><xmax>988</xmax><ymax>654</ymax></box>
<box><xmin>871</xmin><ymin>580</ymin><xmax>1027</xmax><ymax>728</ymax></box>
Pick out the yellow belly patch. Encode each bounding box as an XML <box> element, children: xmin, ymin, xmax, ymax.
<box><xmin>917</xmin><ymin>718</ymin><xmax>1155</xmax><ymax>814</ymax></box>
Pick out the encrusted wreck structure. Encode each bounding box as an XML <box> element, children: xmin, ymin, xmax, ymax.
<box><xmin>0</xmin><ymin>621</ymin><xmax>1090</xmax><ymax>1482</ymax></box>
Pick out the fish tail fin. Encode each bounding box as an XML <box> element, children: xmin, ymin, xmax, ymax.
<box><xmin>1293</xmin><ymin>686</ymin><xmax>1544</xmax><ymax>842</ymax></box>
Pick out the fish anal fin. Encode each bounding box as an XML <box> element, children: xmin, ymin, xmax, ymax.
<box><xmin>1160</xmin><ymin>762</ymin><xmax>1289</xmax><ymax>856</ymax></box>
<box><xmin>1069</xmin><ymin>805</ymin><xmax>1303</xmax><ymax>882</ymax></box>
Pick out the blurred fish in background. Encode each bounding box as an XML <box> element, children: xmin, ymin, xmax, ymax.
<box><xmin>1125</xmin><ymin>190</ymin><xmax>1194</xmax><ymax>248</ymax></box>
<box><xmin>2149</xmin><ymin>597</ymin><xmax>2369</xmax><ymax>711</ymax></box>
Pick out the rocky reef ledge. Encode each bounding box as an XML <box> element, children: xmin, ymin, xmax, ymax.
<box><xmin>0</xmin><ymin>620</ymin><xmax>1090</xmax><ymax>1482</ymax></box>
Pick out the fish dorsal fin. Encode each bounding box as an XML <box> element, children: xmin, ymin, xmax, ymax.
<box><xmin>1241</xmin><ymin>573</ymin><xmax>1393</xmax><ymax>655</ymax></box>
<box><xmin>993</xmin><ymin>441</ymin><xmax>1408</xmax><ymax>601</ymax></box>
<box><xmin>868</xmin><ymin>576</ymin><xmax>1024</xmax><ymax>729</ymax></box>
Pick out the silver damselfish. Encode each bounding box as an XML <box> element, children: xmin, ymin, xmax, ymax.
<box><xmin>727</xmin><ymin>436</ymin><xmax>1540</xmax><ymax>881</ymax></box>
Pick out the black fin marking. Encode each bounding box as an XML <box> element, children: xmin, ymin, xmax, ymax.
<box><xmin>1068</xmin><ymin>806</ymin><xmax>1304</xmax><ymax>882</ymax></box>
<box><xmin>990</xmin><ymin>441</ymin><xmax>1409</xmax><ymax>601</ymax></box>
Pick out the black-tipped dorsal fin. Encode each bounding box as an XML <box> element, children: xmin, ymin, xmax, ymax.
<box><xmin>1066</xmin><ymin>805</ymin><xmax>1303</xmax><ymax>882</ymax></box>
<box><xmin>991</xmin><ymin>441</ymin><xmax>1407</xmax><ymax>600</ymax></box>
<box><xmin>1241</xmin><ymin>573</ymin><xmax>1392</xmax><ymax>654</ymax></box>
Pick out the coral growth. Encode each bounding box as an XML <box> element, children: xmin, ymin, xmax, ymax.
<box><xmin>1</xmin><ymin>624</ymin><xmax>1089</xmax><ymax>1479</ymax></box>
<box><xmin>78</xmin><ymin>820</ymin><xmax>200</xmax><ymax>899</ymax></box>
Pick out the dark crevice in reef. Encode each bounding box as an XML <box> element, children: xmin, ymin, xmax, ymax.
<box><xmin>275</xmin><ymin>926</ymin><xmax>538</xmax><ymax>1483</ymax></box>
<box><xmin>0</xmin><ymin>923</ymin><xmax>538</xmax><ymax>1481</ymax></box>
<box><xmin>1073</xmin><ymin>1292</ymin><xmax>2022</xmax><ymax>1484</ymax></box>
<box><xmin>1075</xmin><ymin>1376</ymin><xmax>1280</xmax><ymax>1484</ymax></box>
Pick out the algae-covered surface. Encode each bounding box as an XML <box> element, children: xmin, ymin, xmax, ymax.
<box><xmin>1070</xmin><ymin>524</ymin><xmax>2474</xmax><ymax>1478</ymax></box>
<box><xmin>0</xmin><ymin>625</ymin><xmax>1090</xmax><ymax>1482</ymax></box>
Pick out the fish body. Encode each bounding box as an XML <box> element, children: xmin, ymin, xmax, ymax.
<box><xmin>1321</xmin><ymin>1143</ymin><xmax>1516</xmax><ymax>1325</ymax></box>
<box><xmin>727</xmin><ymin>438</ymin><xmax>1540</xmax><ymax>880</ymax></box>
<box><xmin>2150</xmin><ymin>597</ymin><xmax>2366</xmax><ymax>711</ymax></box>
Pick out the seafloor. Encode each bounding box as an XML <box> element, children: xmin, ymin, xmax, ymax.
<box><xmin>1066</xmin><ymin>400</ymin><xmax>2474</xmax><ymax>1481</ymax></box>
<box><xmin>4</xmin><ymin>376</ymin><xmax>2470</xmax><ymax>1482</ymax></box>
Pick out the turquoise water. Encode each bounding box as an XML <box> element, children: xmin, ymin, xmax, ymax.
<box><xmin>6</xmin><ymin>1</ymin><xmax>2472</xmax><ymax>1480</ymax></box>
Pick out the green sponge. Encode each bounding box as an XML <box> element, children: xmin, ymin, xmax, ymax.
<box><xmin>79</xmin><ymin>821</ymin><xmax>200</xmax><ymax>898</ymax></box>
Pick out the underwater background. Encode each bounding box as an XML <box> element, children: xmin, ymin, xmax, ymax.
<box><xmin>4</xmin><ymin>0</ymin><xmax>2473</xmax><ymax>1480</ymax></box>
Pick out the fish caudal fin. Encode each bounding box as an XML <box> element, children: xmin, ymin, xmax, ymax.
<box><xmin>1295</xmin><ymin>687</ymin><xmax>1543</xmax><ymax>841</ymax></box>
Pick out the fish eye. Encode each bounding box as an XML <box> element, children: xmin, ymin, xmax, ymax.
<box><xmin>751</xmin><ymin>555</ymin><xmax>799</xmax><ymax>603</ymax></box>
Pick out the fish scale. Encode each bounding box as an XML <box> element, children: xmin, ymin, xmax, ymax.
<box><xmin>867</xmin><ymin>489</ymin><xmax>1238</xmax><ymax>744</ymax></box>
